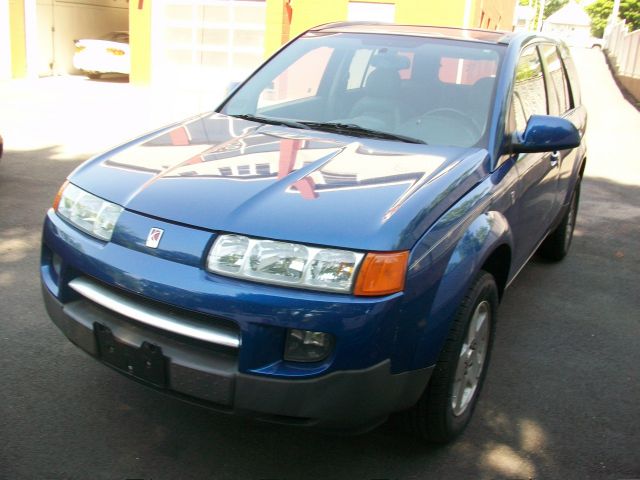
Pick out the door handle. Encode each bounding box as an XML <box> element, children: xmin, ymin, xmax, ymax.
<box><xmin>549</xmin><ymin>151</ymin><xmax>560</xmax><ymax>167</ymax></box>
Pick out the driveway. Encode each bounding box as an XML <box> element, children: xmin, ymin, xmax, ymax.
<box><xmin>0</xmin><ymin>49</ymin><xmax>638</xmax><ymax>479</ymax></box>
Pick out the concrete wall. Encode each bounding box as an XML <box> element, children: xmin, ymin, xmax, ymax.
<box><xmin>605</xmin><ymin>19</ymin><xmax>640</xmax><ymax>105</ymax></box>
<box><xmin>618</xmin><ymin>76</ymin><xmax>640</xmax><ymax>104</ymax></box>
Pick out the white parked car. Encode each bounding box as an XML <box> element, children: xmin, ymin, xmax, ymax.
<box><xmin>73</xmin><ymin>31</ymin><xmax>130</xmax><ymax>79</ymax></box>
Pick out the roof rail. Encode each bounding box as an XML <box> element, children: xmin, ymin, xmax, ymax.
<box><xmin>311</xmin><ymin>21</ymin><xmax>390</xmax><ymax>31</ymax></box>
<box><xmin>309</xmin><ymin>21</ymin><xmax>516</xmax><ymax>44</ymax></box>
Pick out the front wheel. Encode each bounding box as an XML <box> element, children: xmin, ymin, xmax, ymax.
<box><xmin>406</xmin><ymin>271</ymin><xmax>498</xmax><ymax>443</ymax></box>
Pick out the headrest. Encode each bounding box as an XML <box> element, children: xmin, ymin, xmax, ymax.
<box><xmin>365</xmin><ymin>67</ymin><xmax>401</xmax><ymax>95</ymax></box>
<box><xmin>370</xmin><ymin>52</ymin><xmax>410</xmax><ymax>70</ymax></box>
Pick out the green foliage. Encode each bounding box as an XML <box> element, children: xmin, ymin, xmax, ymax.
<box><xmin>586</xmin><ymin>0</ymin><xmax>640</xmax><ymax>37</ymax></box>
<box><xmin>587</xmin><ymin>0</ymin><xmax>612</xmax><ymax>37</ymax></box>
<box><xmin>544</xmin><ymin>0</ymin><xmax>570</xmax><ymax>19</ymax></box>
<box><xmin>517</xmin><ymin>0</ymin><xmax>570</xmax><ymax>29</ymax></box>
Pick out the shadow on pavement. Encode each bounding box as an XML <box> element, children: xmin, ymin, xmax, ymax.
<box><xmin>1</xmin><ymin>146</ymin><xmax>639</xmax><ymax>479</ymax></box>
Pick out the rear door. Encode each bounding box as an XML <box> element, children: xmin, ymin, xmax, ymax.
<box><xmin>541</xmin><ymin>43</ymin><xmax>587</xmax><ymax>206</ymax></box>
<box><xmin>510</xmin><ymin>44</ymin><xmax>560</xmax><ymax>268</ymax></box>
<box><xmin>539</xmin><ymin>43</ymin><xmax>575</xmax><ymax>204</ymax></box>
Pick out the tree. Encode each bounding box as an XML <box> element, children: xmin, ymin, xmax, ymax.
<box><xmin>517</xmin><ymin>0</ymin><xmax>570</xmax><ymax>29</ymax></box>
<box><xmin>586</xmin><ymin>0</ymin><xmax>640</xmax><ymax>37</ymax></box>
<box><xmin>544</xmin><ymin>0</ymin><xmax>570</xmax><ymax>19</ymax></box>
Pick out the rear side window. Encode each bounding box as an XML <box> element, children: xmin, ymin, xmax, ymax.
<box><xmin>558</xmin><ymin>43</ymin><xmax>581</xmax><ymax>107</ymax></box>
<box><xmin>512</xmin><ymin>45</ymin><xmax>547</xmax><ymax>132</ymax></box>
<box><xmin>439</xmin><ymin>57</ymin><xmax>498</xmax><ymax>85</ymax></box>
<box><xmin>347</xmin><ymin>49</ymin><xmax>374</xmax><ymax>89</ymax></box>
<box><xmin>257</xmin><ymin>46</ymin><xmax>334</xmax><ymax>109</ymax></box>
<box><xmin>540</xmin><ymin>44</ymin><xmax>570</xmax><ymax>115</ymax></box>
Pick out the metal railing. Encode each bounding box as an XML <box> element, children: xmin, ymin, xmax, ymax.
<box><xmin>605</xmin><ymin>19</ymin><xmax>640</xmax><ymax>79</ymax></box>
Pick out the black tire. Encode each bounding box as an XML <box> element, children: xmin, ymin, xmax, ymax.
<box><xmin>539</xmin><ymin>180</ymin><xmax>581</xmax><ymax>262</ymax></box>
<box><xmin>405</xmin><ymin>270</ymin><xmax>498</xmax><ymax>443</ymax></box>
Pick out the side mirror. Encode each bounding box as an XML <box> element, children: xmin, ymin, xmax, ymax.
<box><xmin>512</xmin><ymin>115</ymin><xmax>581</xmax><ymax>154</ymax></box>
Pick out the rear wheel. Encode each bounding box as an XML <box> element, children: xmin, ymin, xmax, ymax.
<box><xmin>539</xmin><ymin>180</ymin><xmax>581</xmax><ymax>261</ymax></box>
<box><xmin>406</xmin><ymin>270</ymin><xmax>498</xmax><ymax>443</ymax></box>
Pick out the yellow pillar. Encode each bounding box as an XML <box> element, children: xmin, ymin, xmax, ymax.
<box><xmin>395</xmin><ymin>0</ymin><xmax>467</xmax><ymax>27</ymax></box>
<box><xmin>129</xmin><ymin>0</ymin><xmax>152</xmax><ymax>85</ymax></box>
<box><xmin>289</xmin><ymin>0</ymin><xmax>348</xmax><ymax>38</ymax></box>
<box><xmin>262</xmin><ymin>0</ymin><xmax>514</xmax><ymax>63</ymax></box>
<box><xmin>9</xmin><ymin>0</ymin><xmax>27</xmax><ymax>78</ymax></box>
<box><xmin>265</xmin><ymin>0</ymin><xmax>292</xmax><ymax>58</ymax></box>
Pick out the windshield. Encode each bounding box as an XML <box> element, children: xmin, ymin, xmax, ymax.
<box><xmin>220</xmin><ymin>32</ymin><xmax>504</xmax><ymax>148</ymax></box>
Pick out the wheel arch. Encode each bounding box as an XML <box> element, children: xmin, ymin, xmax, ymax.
<box><xmin>480</xmin><ymin>243</ymin><xmax>511</xmax><ymax>300</ymax></box>
<box><xmin>406</xmin><ymin>209</ymin><xmax>513</xmax><ymax>371</ymax></box>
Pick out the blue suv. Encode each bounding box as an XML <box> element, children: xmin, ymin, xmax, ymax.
<box><xmin>41</xmin><ymin>23</ymin><xmax>586</xmax><ymax>443</ymax></box>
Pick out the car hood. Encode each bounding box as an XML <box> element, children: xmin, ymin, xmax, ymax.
<box><xmin>69</xmin><ymin>113</ymin><xmax>490</xmax><ymax>251</ymax></box>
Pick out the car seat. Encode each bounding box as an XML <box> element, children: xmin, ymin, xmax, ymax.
<box><xmin>348</xmin><ymin>53</ymin><xmax>409</xmax><ymax>131</ymax></box>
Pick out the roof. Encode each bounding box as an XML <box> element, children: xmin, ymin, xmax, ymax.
<box><xmin>312</xmin><ymin>22</ymin><xmax>515</xmax><ymax>44</ymax></box>
<box><xmin>545</xmin><ymin>2</ymin><xmax>591</xmax><ymax>27</ymax></box>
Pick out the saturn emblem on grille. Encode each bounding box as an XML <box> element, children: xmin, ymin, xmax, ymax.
<box><xmin>146</xmin><ymin>228</ymin><xmax>164</xmax><ymax>248</ymax></box>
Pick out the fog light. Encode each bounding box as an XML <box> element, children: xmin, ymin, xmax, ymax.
<box><xmin>52</xmin><ymin>253</ymin><xmax>62</xmax><ymax>278</ymax></box>
<box><xmin>284</xmin><ymin>329</ymin><xmax>334</xmax><ymax>362</ymax></box>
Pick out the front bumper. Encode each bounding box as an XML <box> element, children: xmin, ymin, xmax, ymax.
<box><xmin>43</xmin><ymin>284</ymin><xmax>431</xmax><ymax>429</ymax></box>
<box><xmin>73</xmin><ymin>51</ymin><xmax>130</xmax><ymax>75</ymax></box>
<box><xmin>41</xmin><ymin>209</ymin><xmax>432</xmax><ymax>429</ymax></box>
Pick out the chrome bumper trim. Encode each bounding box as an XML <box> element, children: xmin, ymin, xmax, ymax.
<box><xmin>68</xmin><ymin>277</ymin><xmax>240</xmax><ymax>349</ymax></box>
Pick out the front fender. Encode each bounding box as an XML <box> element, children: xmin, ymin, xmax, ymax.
<box><xmin>400</xmin><ymin>208</ymin><xmax>513</xmax><ymax>372</ymax></box>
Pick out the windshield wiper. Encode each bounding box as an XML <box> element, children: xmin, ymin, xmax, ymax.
<box><xmin>299</xmin><ymin>121</ymin><xmax>426</xmax><ymax>144</ymax></box>
<box><xmin>230</xmin><ymin>114</ymin><xmax>309</xmax><ymax>130</ymax></box>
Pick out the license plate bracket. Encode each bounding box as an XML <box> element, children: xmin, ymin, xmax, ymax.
<box><xmin>94</xmin><ymin>323</ymin><xmax>167</xmax><ymax>388</ymax></box>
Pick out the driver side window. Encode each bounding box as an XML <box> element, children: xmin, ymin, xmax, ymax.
<box><xmin>512</xmin><ymin>45</ymin><xmax>547</xmax><ymax>132</ymax></box>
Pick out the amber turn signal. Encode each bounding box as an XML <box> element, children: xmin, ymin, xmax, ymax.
<box><xmin>52</xmin><ymin>180</ymin><xmax>69</xmax><ymax>211</ymax></box>
<box><xmin>354</xmin><ymin>251</ymin><xmax>409</xmax><ymax>296</ymax></box>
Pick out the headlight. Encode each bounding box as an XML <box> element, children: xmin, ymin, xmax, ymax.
<box><xmin>54</xmin><ymin>182</ymin><xmax>123</xmax><ymax>241</ymax></box>
<box><xmin>207</xmin><ymin>234</ymin><xmax>365</xmax><ymax>293</ymax></box>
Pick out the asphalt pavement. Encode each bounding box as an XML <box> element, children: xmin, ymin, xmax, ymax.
<box><xmin>0</xmin><ymin>49</ymin><xmax>638</xmax><ymax>479</ymax></box>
